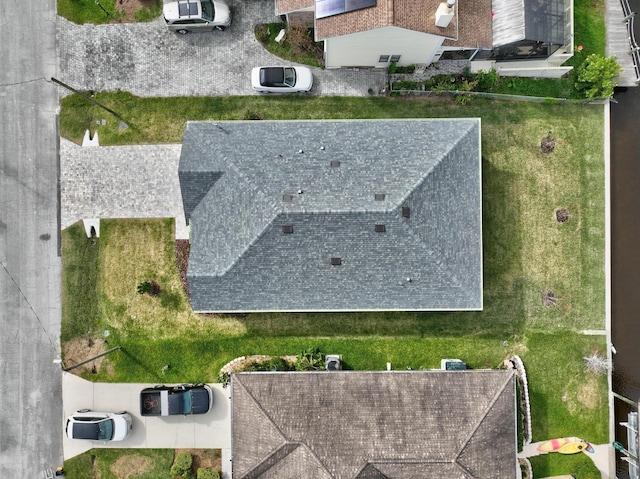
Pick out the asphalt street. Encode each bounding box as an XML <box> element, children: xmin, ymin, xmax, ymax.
<box><xmin>0</xmin><ymin>0</ymin><xmax>64</xmax><ymax>477</ymax></box>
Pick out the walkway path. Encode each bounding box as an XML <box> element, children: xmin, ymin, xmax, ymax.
<box><xmin>606</xmin><ymin>0</ymin><xmax>639</xmax><ymax>86</ymax></box>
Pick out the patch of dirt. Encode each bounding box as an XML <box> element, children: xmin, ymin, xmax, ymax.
<box><xmin>114</xmin><ymin>0</ymin><xmax>157</xmax><ymax>22</ymax></box>
<box><xmin>577</xmin><ymin>375</ymin><xmax>601</xmax><ymax>409</ymax></box>
<box><xmin>542</xmin><ymin>291</ymin><xmax>558</xmax><ymax>307</ymax></box>
<box><xmin>63</xmin><ymin>337</ymin><xmax>109</xmax><ymax>376</ymax></box>
<box><xmin>540</xmin><ymin>131</ymin><xmax>556</xmax><ymax>153</ymax></box>
<box><xmin>110</xmin><ymin>454</ymin><xmax>151</xmax><ymax>479</ymax></box>
<box><xmin>180</xmin><ymin>449</ymin><xmax>222</xmax><ymax>472</ymax></box>
<box><xmin>176</xmin><ymin>240</ymin><xmax>190</xmax><ymax>299</ymax></box>
<box><xmin>556</xmin><ymin>208</ymin><xmax>570</xmax><ymax>223</ymax></box>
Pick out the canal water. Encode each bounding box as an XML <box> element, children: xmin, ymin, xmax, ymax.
<box><xmin>611</xmin><ymin>80</ymin><xmax>640</xmax><ymax>478</ymax></box>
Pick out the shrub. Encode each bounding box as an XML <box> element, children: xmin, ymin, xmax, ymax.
<box><xmin>295</xmin><ymin>348</ymin><xmax>324</xmax><ymax>371</ymax></box>
<box><xmin>137</xmin><ymin>280</ymin><xmax>160</xmax><ymax>296</ymax></box>
<box><xmin>254</xmin><ymin>24</ymin><xmax>271</xmax><ymax>45</ymax></box>
<box><xmin>574</xmin><ymin>54</ymin><xmax>622</xmax><ymax>99</ymax></box>
<box><xmin>285</xmin><ymin>23</ymin><xmax>320</xmax><ymax>57</ymax></box>
<box><xmin>197</xmin><ymin>469</ymin><xmax>220</xmax><ymax>479</ymax></box>
<box><xmin>474</xmin><ymin>69</ymin><xmax>499</xmax><ymax>91</ymax></box>
<box><xmin>170</xmin><ymin>452</ymin><xmax>193</xmax><ymax>478</ymax></box>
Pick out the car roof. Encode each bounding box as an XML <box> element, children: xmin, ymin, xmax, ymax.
<box><xmin>261</xmin><ymin>67</ymin><xmax>286</xmax><ymax>87</ymax></box>
<box><xmin>72</xmin><ymin>422</ymin><xmax>101</xmax><ymax>439</ymax></box>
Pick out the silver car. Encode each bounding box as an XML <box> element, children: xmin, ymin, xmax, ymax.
<box><xmin>163</xmin><ymin>0</ymin><xmax>231</xmax><ymax>34</ymax></box>
<box><xmin>251</xmin><ymin>66</ymin><xmax>314</xmax><ymax>93</ymax></box>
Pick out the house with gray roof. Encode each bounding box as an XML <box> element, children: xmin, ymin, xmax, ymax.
<box><xmin>178</xmin><ymin>119</ymin><xmax>482</xmax><ymax>313</ymax></box>
<box><xmin>231</xmin><ymin>370</ymin><xmax>518</xmax><ymax>478</ymax></box>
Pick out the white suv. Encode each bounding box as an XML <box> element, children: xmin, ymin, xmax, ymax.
<box><xmin>163</xmin><ymin>0</ymin><xmax>231</xmax><ymax>34</ymax></box>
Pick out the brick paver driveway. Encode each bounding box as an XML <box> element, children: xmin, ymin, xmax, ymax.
<box><xmin>57</xmin><ymin>0</ymin><xmax>386</xmax><ymax>97</ymax></box>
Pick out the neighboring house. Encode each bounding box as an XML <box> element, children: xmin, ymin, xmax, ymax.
<box><xmin>276</xmin><ymin>0</ymin><xmax>574</xmax><ymax>76</ymax></box>
<box><xmin>178</xmin><ymin>119</ymin><xmax>482</xmax><ymax>313</ymax></box>
<box><xmin>231</xmin><ymin>370</ymin><xmax>518</xmax><ymax>478</ymax></box>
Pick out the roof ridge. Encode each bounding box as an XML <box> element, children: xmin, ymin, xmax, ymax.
<box><xmin>234</xmin><ymin>375</ymin><xmax>289</xmax><ymax>442</ymax></box>
<box><xmin>454</xmin><ymin>371</ymin><xmax>516</xmax><ymax>470</ymax></box>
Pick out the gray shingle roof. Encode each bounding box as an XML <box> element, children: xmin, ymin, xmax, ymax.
<box><xmin>231</xmin><ymin>370</ymin><xmax>517</xmax><ymax>479</ymax></box>
<box><xmin>179</xmin><ymin>119</ymin><xmax>482</xmax><ymax>312</ymax></box>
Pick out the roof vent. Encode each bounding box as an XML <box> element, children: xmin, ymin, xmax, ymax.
<box><xmin>374</xmin><ymin>193</ymin><xmax>385</xmax><ymax>201</ymax></box>
<box><xmin>320</xmin><ymin>146</ymin><xmax>325</xmax><ymax>150</ymax></box>
<box><xmin>330</xmin><ymin>257</ymin><xmax>342</xmax><ymax>266</ymax></box>
<box><xmin>402</xmin><ymin>206</ymin><xmax>410</xmax><ymax>218</ymax></box>
<box><xmin>330</xmin><ymin>160</ymin><xmax>341</xmax><ymax>168</ymax></box>
<box><xmin>283</xmin><ymin>194</ymin><xmax>293</xmax><ymax>202</ymax></box>
<box><xmin>374</xmin><ymin>224</ymin><xmax>386</xmax><ymax>233</ymax></box>
<box><xmin>282</xmin><ymin>225</ymin><xmax>293</xmax><ymax>234</ymax></box>
<box><xmin>297</xmin><ymin>189</ymin><xmax>303</xmax><ymax>195</ymax></box>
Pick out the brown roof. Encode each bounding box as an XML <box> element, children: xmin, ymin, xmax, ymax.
<box><xmin>276</xmin><ymin>0</ymin><xmax>314</xmax><ymax>15</ymax></box>
<box><xmin>313</xmin><ymin>0</ymin><xmax>492</xmax><ymax>47</ymax></box>
<box><xmin>232</xmin><ymin>370</ymin><xmax>517</xmax><ymax>479</ymax></box>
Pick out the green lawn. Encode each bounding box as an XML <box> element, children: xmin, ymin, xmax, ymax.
<box><xmin>64</xmin><ymin>449</ymin><xmax>174</xmax><ymax>479</ymax></box>
<box><xmin>57</xmin><ymin>0</ymin><xmax>162</xmax><ymax>24</ymax></box>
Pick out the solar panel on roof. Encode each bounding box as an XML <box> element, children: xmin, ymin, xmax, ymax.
<box><xmin>330</xmin><ymin>257</ymin><xmax>342</xmax><ymax>265</ymax></box>
<box><xmin>316</xmin><ymin>0</ymin><xmax>377</xmax><ymax>19</ymax></box>
<box><xmin>374</xmin><ymin>224</ymin><xmax>386</xmax><ymax>233</ymax></box>
<box><xmin>282</xmin><ymin>225</ymin><xmax>294</xmax><ymax>234</ymax></box>
<box><xmin>402</xmin><ymin>206</ymin><xmax>410</xmax><ymax>218</ymax></box>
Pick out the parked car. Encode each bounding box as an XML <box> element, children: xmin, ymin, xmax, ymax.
<box><xmin>163</xmin><ymin>0</ymin><xmax>231</xmax><ymax>34</ymax></box>
<box><xmin>251</xmin><ymin>66</ymin><xmax>313</xmax><ymax>93</ymax></box>
<box><xmin>65</xmin><ymin>410</ymin><xmax>133</xmax><ymax>441</ymax></box>
<box><xmin>140</xmin><ymin>384</ymin><xmax>213</xmax><ymax>416</ymax></box>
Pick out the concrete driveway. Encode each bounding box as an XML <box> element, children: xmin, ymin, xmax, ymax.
<box><xmin>57</xmin><ymin>0</ymin><xmax>386</xmax><ymax>97</ymax></box>
<box><xmin>62</xmin><ymin>373</ymin><xmax>231</xmax><ymax>459</ymax></box>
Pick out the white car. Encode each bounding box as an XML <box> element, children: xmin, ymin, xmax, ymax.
<box><xmin>163</xmin><ymin>0</ymin><xmax>231</xmax><ymax>34</ymax></box>
<box><xmin>251</xmin><ymin>66</ymin><xmax>313</xmax><ymax>93</ymax></box>
<box><xmin>65</xmin><ymin>410</ymin><xmax>133</xmax><ymax>442</ymax></box>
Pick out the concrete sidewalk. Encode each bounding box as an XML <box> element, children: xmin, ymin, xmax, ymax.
<box><xmin>62</xmin><ymin>373</ymin><xmax>231</xmax><ymax>460</ymax></box>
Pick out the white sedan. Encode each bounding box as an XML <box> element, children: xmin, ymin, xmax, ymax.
<box><xmin>251</xmin><ymin>66</ymin><xmax>313</xmax><ymax>93</ymax></box>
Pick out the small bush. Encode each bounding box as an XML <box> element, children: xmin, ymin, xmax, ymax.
<box><xmin>474</xmin><ymin>69</ymin><xmax>499</xmax><ymax>91</ymax></box>
<box><xmin>285</xmin><ymin>23</ymin><xmax>321</xmax><ymax>57</ymax></box>
<box><xmin>254</xmin><ymin>24</ymin><xmax>271</xmax><ymax>44</ymax></box>
<box><xmin>170</xmin><ymin>452</ymin><xmax>193</xmax><ymax>478</ymax></box>
<box><xmin>197</xmin><ymin>469</ymin><xmax>220</xmax><ymax>479</ymax></box>
<box><xmin>137</xmin><ymin>280</ymin><xmax>161</xmax><ymax>296</ymax></box>
<box><xmin>295</xmin><ymin>348</ymin><xmax>324</xmax><ymax>371</ymax></box>
<box><xmin>575</xmin><ymin>54</ymin><xmax>622</xmax><ymax>99</ymax></box>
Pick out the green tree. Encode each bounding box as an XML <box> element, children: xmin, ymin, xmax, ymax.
<box><xmin>575</xmin><ymin>54</ymin><xmax>622</xmax><ymax>99</ymax></box>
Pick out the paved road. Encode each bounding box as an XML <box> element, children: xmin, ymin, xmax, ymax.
<box><xmin>62</xmin><ymin>374</ymin><xmax>231</xmax><ymax>459</ymax></box>
<box><xmin>0</xmin><ymin>0</ymin><xmax>63</xmax><ymax>477</ymax></box>
<box><xmin>57</xmin><ymin>0</ymin><xmax>386</xmax><ymax>97</ymax></box>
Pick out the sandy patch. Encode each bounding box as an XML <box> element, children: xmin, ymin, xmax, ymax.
<box><xmin>63</xmin><ymin>337</ymin><xmax>109</xmax><ymax>375</ymax></box>
<box><xmin>110</xmin><ymin>455</ymin><xmax>151</xmax><ymax>479</ymax></box>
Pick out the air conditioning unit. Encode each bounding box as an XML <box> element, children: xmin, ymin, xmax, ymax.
<box><xmin>325</xmin><ymin>355</ymin><xmax>342</xmax><ymax>371</ymax></box>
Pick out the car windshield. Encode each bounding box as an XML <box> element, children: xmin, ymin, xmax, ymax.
<box><xmin>284</xmin><ymin>67</ymin><xmax>296</xmax><ymax>87</ymax></box>
<box><xmin>183</xmin><ymin>390</ymin><xmax>193</xmax><ymax>414</ymax></box>
<box><xmin>97</xmin><ymin>419</ymin><xmax>114</xmax><ymax>440</ymax></box>
<box><xmin>200</xmin><ymin>0</ymin><xmax>214</xmax><ymax>21</ymax></box>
